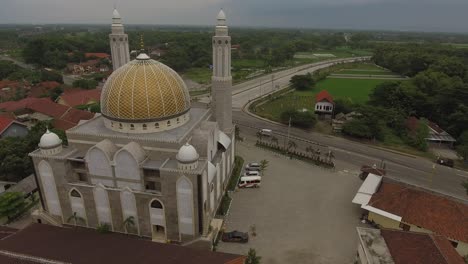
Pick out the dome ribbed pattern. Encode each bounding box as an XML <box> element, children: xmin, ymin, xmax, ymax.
<box><xmin>101</xmin><ymin>58</ymin><xmax>191</xmax><ymax>122</ymax></box>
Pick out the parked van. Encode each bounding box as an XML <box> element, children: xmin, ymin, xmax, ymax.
<box><xmin>238</xmin><ymin>176</ymin><xmax>261</xmax><ymax>188</ymax></box>
<box><xmin>244</xmin><ymin>170</ymin><xmax>260</xmax><ymax>177</ymax></box>
<box><xmin>259</xmin><ymin>129</ymin><xmax>272</xmax><ymax>137</ymax></box>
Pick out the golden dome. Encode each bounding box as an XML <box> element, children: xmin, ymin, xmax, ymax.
<box><xmin>101</xmin><ymin>54</ymin><xmax>191</xmax><ymax>122</ymax></box>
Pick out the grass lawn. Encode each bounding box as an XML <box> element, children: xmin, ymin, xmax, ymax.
<box><xmin>232</xmin><ymin>59</ymin><xmax>265</xmax><ymax>69</ymax></box>
<box><xmin>254</xmin><ymin>77</ymin><xmax>389</xmax><ymax>121</ymax></box>
<box><xmin>183</xmin><ymin>67</ymin><xmax>212</xmax><ymax>84</ymax></box>
<box><xmin>336</xmin><ymin>70</ymin><xmax>397</xmax><ymax>75</ymax></box>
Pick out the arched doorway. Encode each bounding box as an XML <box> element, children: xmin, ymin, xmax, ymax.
<box><xmin>149</xmin><ymin>199</ymin><xmax>166</xmax><ymax>242</ymax></box>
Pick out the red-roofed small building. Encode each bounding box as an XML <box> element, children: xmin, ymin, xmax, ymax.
<box><xmin>57</xmin><ymin>88</ymin><xmax>101</xmax><ymax>107</ymax></box>
<box><xmin>28</xmin><ymin>81</ymin><xmax>62</xmax><ymax>98</ymax></box>
<box><xmin>356</xmin><ymin>227</ymin><xmax>465</xmax><ymax>264</ymax></box>
<box><xmin>353</xmin><ymin>176</ymin><xmax>468</xmax><ymax>256</ymax></box>
<box><xmin>315</xmin><ymin>90</ymin><xmax>334</xmax><ymax>117</ymax></box>
<box><xmin>406</xmin><ymin>116</ymin><xmax>456</xmax><ymax>147</ymax></box>
<box><xmin>0</xmin><ymin>116</ymin><xmax>28</xmax><ymax>138</ymax></box>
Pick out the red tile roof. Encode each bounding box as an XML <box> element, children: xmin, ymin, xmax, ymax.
<box><xmin>37</xmin><ymin>81</ymin><xmax>61</xmax><ymax>90</ymax></box>
<box><xmin>315</xmin><ymin>90</ymin><xmax>334</xmax><ymax>103</ymax></box>
<box><xmin>58</xmin><ymin>88</ymin><xmax>101</xmax><ymax>107</ymax></box>
<box><xmin>0</xmin><ymin>224</ymin><xmax>245</xmax><ymax>264</ymax></box>
<box><xmin>85</xmin><ymin>53</ymin><xmax>110</xmax><ymax>59</ymax></box>
<box><xmin>0</xmin><ymin>97</ymin><xmax>94</xmax><ymax>130</ymax></box>
<box><xmin>369</xmin><ymin>181</ymin><xmax>468</xmax><ymax>243</ymax></box>
<box><xmin>0</xmin><ymin>116</ymin><xmax>15</xmax><ymax>133</ymax></box>
<box><xmin>381</xmin><ymin>229</ymin><xmax>464</xmax><ymax>264</ymax></box>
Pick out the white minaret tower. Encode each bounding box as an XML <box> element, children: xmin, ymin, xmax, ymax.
<box><xmin>211</xmin><ymin>9</ymin><xmax>233</xmax><ymax>133</ymax></box>
<box><xmin>109</xmin><ymin>8</ymin><xmax>130</xmax><ymax>71</ymax></box>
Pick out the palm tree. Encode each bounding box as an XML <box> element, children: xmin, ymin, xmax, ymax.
<box><xmin>270</xmin><ymin>136</ymin><xmax>278</xmax><ymax>146</ymax></box>
<box><xmin>326</xmin><ymin>150</ymin><xmax>335</xmax><ymax>163</ymax></box>
<box><xmin>305</xmin><ymin>146</ymin><xmax>314</xmax><ymax>158</ymax></box>
<box><xmin>67</xmin><ymin>212</ymin><xmax>85</xmax><ymax>229</ymax></box>
<box><xmin>288</xmin><ymin>140</ymin><xmax>297</xmax><ymax>152</ymax></box>
<box><xmin>260</xmin><ymin>160</ymin><xmax>269</xmax><ymax>174</ymax></box>
<box><xmin>245</xmin><ymin>248</ymin><xmax>261</xmax><ymax>264</ymax></box>
<box><xmin>122</xmin><ymin>215</ymin><xmax>135</xmax><ymax>234</ymax></box>
<box><xmin>256</xmin><ymin>131</ymin><xmax>264</xmax><ymax>143</ymax></box>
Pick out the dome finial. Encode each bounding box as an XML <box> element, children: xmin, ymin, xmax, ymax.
<box><xmin>217</xmin><ymin>9</ymin><xmax>226</xmax><ymax>21</ymax></box>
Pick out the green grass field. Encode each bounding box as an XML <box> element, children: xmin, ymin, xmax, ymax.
<box><xmin>254</xmin><ymin>77</ymin><xmax>390</xmax><ymax>121</ymax></box>
<box><xmin>336</xmin><ymin>70</ymin><xmax>396</xmax><ymax>75</ymax></box>
<box><xmin>183</xmin><ymin>67</ymin><xmax>212</xmax><ymax>84</ymax></box>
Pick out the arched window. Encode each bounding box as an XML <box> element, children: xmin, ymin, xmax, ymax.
<box><xmin>38</xmin><ymin>160</ymin><xmax>62</xmax><ymax>216</ymax></box>
<box><xmin>70</xmin><ymin>189</ymin><xmax>81</xmax><ymax>198</ymax></box>
<box><xmin>155</xmin><ymin>123</ymin><xmax>159</xmax><ymax>129</ymax></box>
<box><xmin>130</xmin><ymin>124</ymin><xmax>135</xmax><ymax>130</ymax></box>
<box><xmin>167</xmin><ymin>120</ymin><xmax>171</xmax><ymax>127</ymax></box>
<box><xmin>142</xmin><ymin>124</ymin><xmax>147</xmax><ymax>130</ymax></box>
<box><xmin>111</xmin><ymin>122</ymin><xmax>114</xmax><ymax>127</ymax></box>
<box><xmin>177</xmin><ymin>177</ymin><xmax>194</xmax><ymax>235</ymax></box>
<box><xmin>151</xmin><ymin>200</ymin><xmax>163</xmax><ymax>209</ymax></box>
<box><xmin>176</xmin><ymin>118</ymin><xmax>180</xmax><ymax>124</ymax></box>
<box><xmin>119</xmin><ymin>123</ymin><xmax>123</xmax><ymax>129</ymax></box>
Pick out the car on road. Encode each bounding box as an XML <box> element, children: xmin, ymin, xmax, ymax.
<box><xmin>245</xmin><ymin>162</ymin><xmax>261</xmax><ymax>171</ymax></box>
<box><xmin>259</xmin><ymin>129</ymin><xmax>273</xmax><ymax>137</ymax></box>
<box><xmin>221</xmin><ymin>231</ymin><xmax>249</xmax><ymax>243</ymax></box>
<box><xmin>244</xmin><ymin>170</ymin><xmax>260</xmax><ymax>177</ymax></box>
<box><xmin>436</xmin><ymin>157</ymin><xmax>454</xmax><ymax>168</ymax></box>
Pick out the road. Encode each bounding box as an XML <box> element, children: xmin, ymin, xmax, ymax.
<box><xmin>200</xmin><ymin>56</ymin><xmax>370</xmax><ymax>108</ymax></box>
<box><xmin>233</xmin><ymin>111</ymin><xmax>468</xmax><ymax>202</ymax></box>
<box><xmin>199</xmin><ymin>55</ymin><xmax>468</xmax><ymax>201</ymax></box>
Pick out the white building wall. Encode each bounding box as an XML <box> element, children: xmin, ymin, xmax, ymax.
<box><xmin>94</xmin><ymin>185</ymin><xmax>113</xmax><ymax>227</ymax></box>
<box><xmin>120</xmin><ymin>189</ymin><xmax>139</xmax><ymax>231</ymax></box>
<box><xmin>69</xmin><ymin>189</ymin><xmax>87</xmax><ymax>224</ymax></box>
<box><xmin>177</xmin><ymin>177</ymin><xmax>194</xmax><ymax>235</ymax></box>
<box><xmin>38</xmin><ymin>160</ymin><xmax>62</xmax><ymax>217</ymax></box>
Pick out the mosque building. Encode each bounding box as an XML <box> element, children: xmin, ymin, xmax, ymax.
<box><xmin>30</xmin><ymin>9</ymin><xmax>234</xmax><ymax>245</ymax></box>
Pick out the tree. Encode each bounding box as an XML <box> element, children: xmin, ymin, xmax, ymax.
<box><xmin>280</xmin><ymin>110</ymin><xmax>317</xmax><ymax>129</ymax></box>
<box><xmin>287</xmin><ymin>140</ymin><xmax>297</xmax><ymax>152</ymax></box>
<box><xmin>245</xmin><ymin>248</ymin><xmax>261</xmax><ymax>264</ymax></box>
<box><xmin>260</xmin><ymin>160</ymin><xmax>269</xmax><ymax>174</ymax></box>
<box><xmin>67</xmin><ymin>212</ymin><xmax>85</xmax><ymax>229</ymax></box>
<box><xmin>123</xmin><ymin>216</ymin><xmax>135</xmax><ymax>234</ymax></box>
<box><xmin>72</xmin><ymin>79</ymin><xmax>98</xmax><ymax>90</ymax></box>
<box><xmin>0</xmin><ymin>192</ymin><xmax>27</xmax><ymax>221</ymax></box>
<box><xmin>290</xmin><ymin>73</ymin><xmax>314</xmax><ymax>91</ymax></box>
<box><xmin>49</xmin><ymin>86</ymin><xmax>64</xmax><ymax>101</ymax></box>
<box><xmin>41</xmin><ymin>70</ymin><xmax>64</xmax><ymax>83</ymax></box>
<box><xmin>235</xmin><ymin>126</ymin><xmax>243</xmax><ymax>142</ymax></box>
<box><xmin>342</xmin><ymin>119</ymin><xmax>374</xmax><ymax>139</ymax></box>
<box><xmin>97</xmin><ymin>223</ymin><xmax>111</xmax><ymax>234</ymax></box>
<box><xmin>256</xmin><ymin>131</ymin><xmax>264</xmax><ymax>142</ymax></box>
<box><xmin>0</xmin><ymin>60</ymin><xmax>21</xmax><ymax>79</ymax></box>
<box><xmin>270</xmin><ymin>136</ymin><xmax>278</xmax><ymax>146</ymax></box>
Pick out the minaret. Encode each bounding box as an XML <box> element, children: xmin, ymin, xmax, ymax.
<box><xmin>211</xmin><ymin>9</ymin><xmax>233</xmax><ymax>133</ymax></box>
<box><xmin>109</xmin><ymin>8</ymin><xmax>130</xmax><ymax>71</ymax></box>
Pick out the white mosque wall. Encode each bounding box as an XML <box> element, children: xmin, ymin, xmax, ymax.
<box><xmin>38</xmin><ymin>160</ymin><xmax>63</xmax><ymax>217</ymax></box>
<box><xmin>69</xmin><ymin>188</ymin><xmax>87</xmax><ymax>225</ymax></box>
<box><xmin>177</xmin><ymin>177</ymin><xmax>194</xmax><ymax>236</ymax></box>
<box><xmin>93</xmin><ymin>185</ymin><xmax>113</xmax><ymax>228</ymax></box>
<box><xmin>120</xmin><ymin>189</ymin><xmax>139</xmax><ymax>234</ymax></box>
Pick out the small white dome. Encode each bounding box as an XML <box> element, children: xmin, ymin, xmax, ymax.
<box><xmin>217</xmin><ymin>9</ymin><xmax>226</xmax><ymax>20</ymax></box>
<box><xmin>39</xmin><ymin>129</ymin><xmax>62</xmax><ymax>149</ymax></box>
<box><xmin>176</xmin><ymin>143</ymin><xmax>199</xmax><ymax>163</ymax></box>
<box><xmin>136</xmin><ymin>53</ymin><xmax>150</xmax><ymax>60</ymax></box>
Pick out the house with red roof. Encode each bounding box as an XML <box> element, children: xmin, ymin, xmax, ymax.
<box><xmin>356</xmin><ymin>227</ymin><xmax>465</xmax><ymax>264</ymax></box>
<box><xmin>57</xmin><ymin>88</ymin><xmax>101</xmax><ymax>107</ymax></box>
<box><xmin>0</xmin><ymin>97</ymin><xmax>94</xmax><ymax>130</ymax></box>
<box><xmin>28</xmin><ymin>81</ymin><xmax>61</xmax><ymax>98</ymax></box>
<box><xmin>353</xmin><ymin>175</ymin><xmax>468</xmax><ymax>256</ymax></box>
<box><xmin>0</xmin><ymin>116</ymin><xmax>28</xmax><ymax>138</ymax></box>
<box><xmin>314</xmin><ymin>90</ymin><xmax>334</xmax><ymax>117</ymax></box>
<box><xmin>85</xmin><ymin>53</ymin><xmax>110</xmax><ymax>59</ymax></box>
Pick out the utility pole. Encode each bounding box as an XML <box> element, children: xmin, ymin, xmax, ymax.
<box><xmin>284</xmin><ymin>117</ymin><xmax>291</xmax><ymax>153</ymax></box>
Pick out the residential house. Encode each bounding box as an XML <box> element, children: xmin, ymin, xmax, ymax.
<box><xmin>0</xmin><ymin>224</ymin><xmax>246</xmax><ymax>264</ymax></box>
<box><xmin>0</xmin><ymin>97</ymin><xmax>95</xmax><ymax>130</ymax></box>
<box><xmin>0</xmin><ymin>116</ymin><xmax>28</xmax><ymax>138</ymax></box>
<box><xmin>85</xmin><ymin>53</ymin><xmax>110</xmax><ymax>60</ymax></box>
<box><xmin>57</xmin><ymin>88</ymin><xmax>101</xmax><ymax>108</ymax></box>
<box><xmin>356</xmin><ymin>227</ymin><xmax>465</xmax><ymax>264</ymax></box>
<box><xmin>406</xmin><ymin>116</ymin><xmax>456</xmax><ymax>147</ymax></box>
<box><xmin>332</xmin><ymin>111</ymin><xmax>360</xmax><ymax>132</ymax></box>
<box><xmin>28</xmin><ymin>81</ymin><xmax>61</xmax><ymax>98</ymax></box>
<box><xmin>315</xmin><ymin>90</ymin><xmax>334</xmax><ymax>118</ymax></box>
<box><xmin>352</xmin><ymin>175</ymin><xmax>468</xmax><ymax>256</ymax></box>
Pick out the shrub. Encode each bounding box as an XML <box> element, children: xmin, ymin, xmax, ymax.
<box><xmin>97</xmin><ymin>223</ymin><xmax>111</xmax><ymax>234</ymax></box>
<box><xmin>280</xmin><ymin>110</ymin><xmax>317</xmax><ymax>128</ymax></box>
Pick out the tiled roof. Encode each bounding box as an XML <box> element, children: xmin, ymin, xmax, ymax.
<box><xmin>381</xmin><ymin>229</ymin><xmax>465</xmax><ymax>264</ymax></box>
<box><xmin>0</xmin><ymin>98</ymin><xmax>53</xmax><ymax>112</ymax></box>
<box><xmin>315</xmin><ymin>90</ymin><xmax>334</xmax><ymax>103</ymax></box>
<box><xmin>0</xmin><ymin>116</ymin><xmax>15</xmax><ymax>134</ymax></box>
<box><xmin>58</xmin><ymin>89</ymin><xmax>101</xmax><ymax>107</ymax></box>
<box><xmin>369</xmin><ymin>181</ymin><xmax>468</xmax><ymax>242</ymax></box>
<box><xmin>0</xmin><ymin>224</ymin><xmax>245</xmax><ymax>264</ymax></box>
<box><xmin>37</xmin><ymin>81</ymin><xmax>61</xmax><ymax>90</ymax></box>
<box><xmin>85</xmin><ymin>52</ymin><xmax>110</xmax><ymax>59</ymax></box>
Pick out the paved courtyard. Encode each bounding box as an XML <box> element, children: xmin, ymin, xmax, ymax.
<box><xmin>218</xmin><ymin>142</ymin><xmax>364</xmax><ymax>264</ymax></box>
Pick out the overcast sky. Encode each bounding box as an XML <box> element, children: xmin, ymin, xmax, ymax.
<box><xmin>1</xmin><ymin>0</ymin><xmax>468</xmax><ymax>32</ymax></box>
